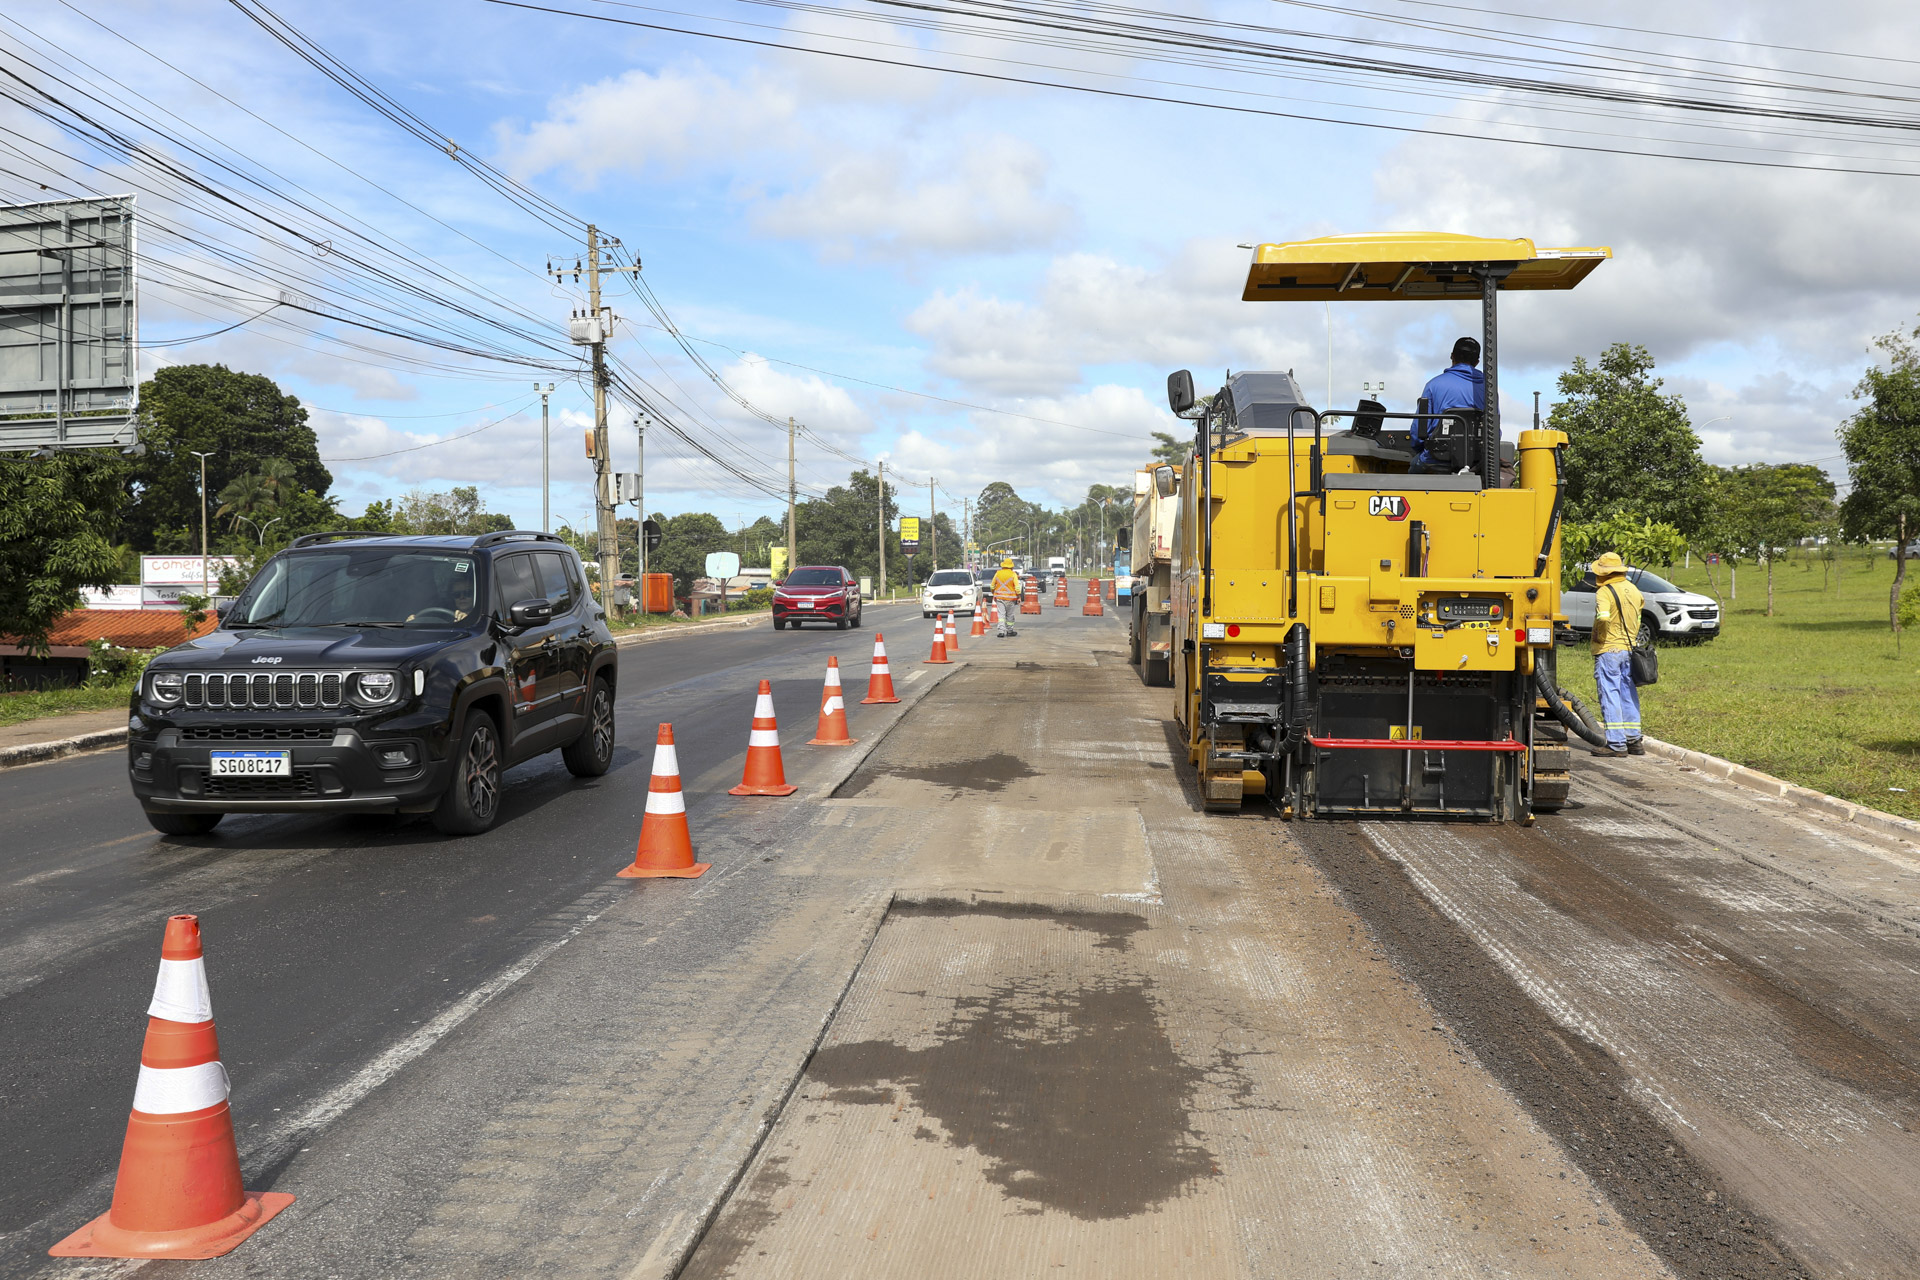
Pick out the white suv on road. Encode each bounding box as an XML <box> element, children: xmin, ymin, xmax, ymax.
<box><xmin>921</xmin><ymin>568</ymin><xmax>979</xmax><ymax>617</ymax></box>
<box><xmin>1562</xmin><ymin>565</ymin><xmax>1721</xmax><ymax>645</ymax></box>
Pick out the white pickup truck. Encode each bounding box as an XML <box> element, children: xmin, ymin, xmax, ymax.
<box><xmin>1562</xmin><ymin>565</ymin><xmax>1721</xmax><ymax>645</ymax></box>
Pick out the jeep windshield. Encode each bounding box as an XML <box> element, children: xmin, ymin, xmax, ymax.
<box><xmin>229</xmin><ymin>548</ymin><xmax>482</xmax><ymax>629</ymax></box>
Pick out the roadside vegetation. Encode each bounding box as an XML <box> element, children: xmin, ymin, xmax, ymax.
<box><xmin>1557</xmin><ymin>547</ymin><xmax>1920</xmax><ymax>820</ymax></box>
<box><xmin>0</xmin><ymin>639</ymin><xmax>161</xmax><ymax>730</ymax></box>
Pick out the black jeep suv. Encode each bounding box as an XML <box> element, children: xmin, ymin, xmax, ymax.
<box><xmin>128</xmin><ymin>531</ymin><xmax>618</xmax><ymax>837</ymax></box>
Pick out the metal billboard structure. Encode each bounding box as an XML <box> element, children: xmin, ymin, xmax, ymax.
<box><xmin>0</xmin><ymin>195</ymin><xmax>139</xmax><ymax>452</ymax></box>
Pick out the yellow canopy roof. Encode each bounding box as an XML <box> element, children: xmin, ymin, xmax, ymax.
<box><xmin>1242</xmin><ymin>232</ymin><xmax>1609</xmax><ymax>302</ymax></box>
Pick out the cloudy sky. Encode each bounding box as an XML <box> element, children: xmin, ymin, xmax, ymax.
<box><xmin>6</xmin><ymin>0</ymin><xmax>1917</xmax><ymax>531</ymax></box>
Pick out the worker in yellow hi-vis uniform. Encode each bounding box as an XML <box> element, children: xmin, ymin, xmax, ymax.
<box><xmin>991</xmin><ymin>557</ymin><xmax>1022</xmax><ymax>638</ymax></box>
<box><xmin>1589</xmin><ymin>551</ymin><xmax>1645</xmax><ymax>758</ymax></box>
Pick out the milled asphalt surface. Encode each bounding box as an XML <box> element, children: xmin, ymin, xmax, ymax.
<box><xmin>0</xmin><ymin>602</ymin><xmax>927</xmax><ymax>1273</ymax></box>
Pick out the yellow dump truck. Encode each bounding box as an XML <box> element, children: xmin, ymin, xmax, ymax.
<box><xmin>1165</xmin><ymin>232</ymin><xmax>1612</xmax><ymax>819</ymax></box>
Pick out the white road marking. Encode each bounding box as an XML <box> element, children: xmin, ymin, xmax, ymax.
<box><xmin>903</xmin><ymin>669</ymin><xmax>925</xmax><ymax>683</ymax></box>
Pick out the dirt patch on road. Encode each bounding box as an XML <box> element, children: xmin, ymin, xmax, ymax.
<box><xmin>839</xmin><ymin>751</ymin><xmax>1039</xmax><ymax>796</ymax></box>
<box><xmin>1293</xmin><ymin>821</ymin><xmax>1816</xmax><ymax>1280</ymax></box>
<box><xmin>892</xmin><ymin>897</ymin><xmax>1149</xmax><ymax>951</ymax></box>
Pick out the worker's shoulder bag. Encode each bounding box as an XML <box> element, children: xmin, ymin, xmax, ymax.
<box><xmin>1606</xmin><ymin>585</ymin><xmax>1659</xmax><ymax>687</ymax></box>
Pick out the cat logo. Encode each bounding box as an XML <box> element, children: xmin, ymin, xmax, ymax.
<box><xmin>1368</xmin><ymin>494</ymin><xmax>1410</xmax><ymax>521</ymax></box>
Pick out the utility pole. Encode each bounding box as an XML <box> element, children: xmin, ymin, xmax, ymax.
<box><xmin>786</xmin><ymin>416</ymin><xmax>797</xmax><ymax>575</ymax></box>
<box><xmin>536</xmin><ymin>382</ymin><xmax>554</xmax><ymax>532</ymax></box>
<box><xmin>876</xmin><ymin>458</ymin><xmax>887</xmax><ymax>600</ymax></box>
<box><xmin>190</xmin><ymin>450</ymin><xmax>215</xmax><ymax>599</ymax></box>
<box><xmin>929</xmin><ymin>477</ymin><xmax>937</xmax><ymax>570</ymax></box>
<box><xmin>645</xmin><ymin>416</ymin><xmax>652</xmax><ymax>579</ymax></box>
<box><xmin>551</xmin><ymin>227</ymin><xmax>636</xmax><ymax>607</ymax></box>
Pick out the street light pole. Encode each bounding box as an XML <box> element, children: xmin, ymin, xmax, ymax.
<box><xmin>536</xmin><ymin>382</ymin><xmax>554</xmax><ymax>532</ymax></box>
<box><xmin>190</xmin><ymin>450</ymin><xmax>215</xmax><ymax>599</ymax></box>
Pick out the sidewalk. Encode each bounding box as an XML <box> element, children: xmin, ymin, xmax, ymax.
<box><xmin>0</xmin><ymin>708</ymin><xmax>126</xmax><ymax>763</ymax></box>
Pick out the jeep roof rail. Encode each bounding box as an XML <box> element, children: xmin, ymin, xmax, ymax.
<box><xmin>288</xmin><ymin>531</ymin><xmax>383</xmax><ymax>548</ymax></box>
<box><xmin>472</xmin><ymin>530</ymin><xmax>566</xmax><ymax>549</ymax></box>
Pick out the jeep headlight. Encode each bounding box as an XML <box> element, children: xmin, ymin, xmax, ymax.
<box><xmin>350</xmin><ymin>671</ymin><xmax>398</xmax><ymax>707</ymax></box>
<box><xmin>149</xmin><ymin>670</ymin><xmax>184</xmax><ymax>705</ymax></box>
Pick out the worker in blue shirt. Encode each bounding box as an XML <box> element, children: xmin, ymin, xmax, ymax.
<box><xmin>1412</xmin><ymin>337</ymin><xmax>1485</xmax><ymax>472</ymax></box>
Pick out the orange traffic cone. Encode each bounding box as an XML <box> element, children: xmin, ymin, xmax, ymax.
<box><xmin>969</xmin><ymin>608</ymin><xmax>987</xmax><ymax>639</ymax></box>
<box><xmin>926</xmin><ymin>617</ymin><xmax>952</xmax><ymax>664</ymax></box>
<box><xmin>1083</xmin><ymin>578</ymin><xmax>1105</xmax><ymax>615</ymax></box>
<box><xmin>945</xmin><ymin>611</ymin><xmax>960</xmax><ymax>654</ymax></box>
<box><xmin>1021</xmin><ymin>580</ymin><xmax>1041</xmax><ymax>615</ymax></box>
<box><xmin>50</xmin><ymin>915</ymin><xmax>293</xmax><ymax>1260</ymax></box>
<box><xmin>808</xmin><ymin>656</ymin><xmax>858</xmax><ymax>745</ymax></box>
<box><xmin>618</xmin><ymin>724</ymin><xmax>709</xmax><ymax>878</ymax></box>
<box><xmin>861</xmin><ymin>633</ymin><xmax>900</xmax><ymax>704</ymax></box>
<box><xmin>1053</xmin><ymin>577</ymin><xmax>1070</xmax><ymax>607</ymax></box>
<box><xmin>730</xmin><ymin>680</ymin><xmax>798</xmax><ymax>796</ymax></box>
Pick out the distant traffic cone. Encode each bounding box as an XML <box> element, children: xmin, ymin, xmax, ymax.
<box><xmin>618</xmin><ymin>724</ymin><xmax>709</xmax><ymax>877</ymax></box>
<box><xmin>1105</xmin><ymin>578</ymin><xmax>1116</xmax><ymax>603</ymax></box>
<box><xmin>1021</xmin><ymin>579</ymin><xmax>1041</xmax><ymax>615</ymax></box>
<box><xmin>969</xmin><ymin>608</ymin><xmax>987</xmax><ymax>639</ymax></box>
<box><xmin>945</xmin><ymin>611</ymin><xmax>960</xmax><ymax>654</ymax></box>
<box><xmin>49</xmin><ymin>915</ymin><xmax>293</xmax><ymax>1260</ymax></box>
<box><xmin>730</xmin><ymin>681</ymin><xmax>798</xmax><ymax>796</ymax></box>
<box><xmin>861</xmin><ymin>634</ymin><xmax>901</xmax><ymax>704</ymax></box>
<box><xmin>926</xmin><ymin>617</ymin><xmax>952</xmax><ymax>664</ymax></box>
<box><xmin>1083</xmin><ymin>578</ymin><xmax>1105</xmax><ymax>615</ymax></box>
<box><xmin>808</xmin><ymin>657</ymin><xmax>858</xmax><ymax>745</ymax></box>
<box><xmin>1053</xmin><ymin>577</ymin><xmax>1070</xmax><ymax>607</ymax></box>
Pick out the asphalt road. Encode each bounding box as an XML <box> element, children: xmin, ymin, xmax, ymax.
<box><xmin>0</xmin><ymin>603</ymin><xmax>933</xmax><ymax>1260</ymax></box>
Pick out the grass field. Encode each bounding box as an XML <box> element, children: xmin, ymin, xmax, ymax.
<box><xmin>1556</xmin><ymin>547</ymin><xmax>1920</xmax><ymax>820</ymax></box>
<box><xmin>0</xmin><ymin>683</ymin><xmax>130</xmax><ymax>729</ymax></box>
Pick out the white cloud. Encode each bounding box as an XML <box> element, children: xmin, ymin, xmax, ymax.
<box><xmin>753</xmin><ymin>135</ymin><xmax>1070</xmax><ymax>258</ymax></box>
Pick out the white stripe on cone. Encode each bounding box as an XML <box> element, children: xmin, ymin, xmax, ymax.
<box><xmin>651</xmin><ymin>743</ymin><xmax>679</xmax><ymax>776</ymax></box>
<box><xmin>824</xmin><ymin>669</ymin><xmax>842</xmax><ymax>687</ymax></box>
<box><xmin>645</xmin><ymin>789</ymin><xmax>687</xmax><ymax>816</ymax></box>
<box><xmin>132</xmin><ymin>1060</ymin><xmax>230</xmax><ymax>1115</ymax></box>
<box><xmin>872</xmin><ymin>661</ymin><xmax>890</xmax><ymax>673</ymax></box>
<box><xmin>148</xmin><ymin>957</ymin><xmax>213</xmax><ymax>1024</ymax></box>
<box><xmin>754</xmin><ymin>692</ymin><xmax>775</xmax><ymax>718</ymax></box>
<box><xmin>748</xmin><ymin>729</ymin><xmax>781</xmax><ymax>748</ymax></box>
<box><xmin>824</xmin><ymin>696</ymin><xmax>845</xmax><ymax>714</ymax></box>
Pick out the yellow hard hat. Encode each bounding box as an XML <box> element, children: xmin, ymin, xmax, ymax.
<box><xmin>1590</xmin><ymin>551</ymin><xmax>1628</xmax><ymax>577</ymax></box>
<box><xmin>1001</xmin><ymin>557</ymin><xmax>1014</xmax><ymax>568</ymax></box>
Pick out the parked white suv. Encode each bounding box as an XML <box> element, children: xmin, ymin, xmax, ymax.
<box><xmin>1562</xmin><ymin>565</ymin><xmax>1721</xmax><ymax>645</ymax></box>
<box><xmin>920</xmin><ymin>568</ymin><xmax>979</xmax><ymax>617</ymax></box>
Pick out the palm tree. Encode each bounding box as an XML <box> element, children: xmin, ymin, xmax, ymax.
<box><xmin>257</xmin><ymin>457</ymin><xmax>300</xmax><ymax>500</ymax></box>
<box><xmin>216</xmin><ymin>473</ymin><xmax>276</xmax><ymax>532</ymax></box>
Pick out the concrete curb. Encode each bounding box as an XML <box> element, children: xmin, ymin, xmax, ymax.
<box><xmin>1641</xmin><ymin>734</ymin><xmax>1920</xmax><ymax>844</ymax></box>
<box><xmin>0</xmin><ymin>726</ymin><xmax>126</xmax><ymax>769</ymax></box>
<box><xmin>613</xmin><ymin>600</ymin><xmax>915</xmax><ymax>650</ymax></box>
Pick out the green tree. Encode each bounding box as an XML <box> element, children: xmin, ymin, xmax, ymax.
<box><xmin>120</xmin><ymin>365</ymin><xmax>330</xmax><ymax>551</ymax></box>
<box><xmin>1839</xmin><ymin>318</ymin><xmax>1920</xmax><ymax>632</ymax></box>
<box><xmin>1559</xmin><ymin>514</ymin><xmax>1687</xmax><ymax>591</ymax></box>
<box><xmin>1548</xmin><ymin>343</ymin><xmax>1710</xmax><ymax>536</ymax></box>
<box><xmin>215</xmin><ymin>472</ymin><xmax>276</xmax><ymax>533</ymax></box>
<box><xmin>391</xmin><ymin>486</ymin><xmax>513</xmax><ymax>535</ymax></box>
<box><xmin>647</xmin><ymin>511</ymin><xmax>733</xmax><ymax>598</ymax></box>
<box><xmin>0</xmin><ymin>452</ymin><xmax>128</xmax><ymax>653</ymax></box>
<box><xmin>794</xmin><ymin>470</ymin><xmax>920</xmax><ymax>586</ymax></box>
<box><xmin>1696</xmin><ymin>465</ymin><xmax>1836</xmax><ymax>615</ymax></box>
<box><xmin>1150</xmin><ymin>431</ymin><xmax>1193</xmax><ymax>467</ymax></box>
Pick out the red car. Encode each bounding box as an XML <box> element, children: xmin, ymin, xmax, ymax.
<box><xmin>772</xmin><ymin>565</ymin><xmax>864</xmax><ymax>630</ymax></box>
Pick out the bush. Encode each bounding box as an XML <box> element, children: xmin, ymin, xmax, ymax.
<box><xmin>1898</xmin><ymin>581</ymin><xmax>1920</xmax><ymax>632</ymax></box>
<box><xmin>742</xmin><ymin>587</ymin><xmax>773</xmax><ymax>609</ymax></box>
<box><xmin>85</xmin><ymin>638</ymin><xmax>166</xmax><ymax>688</ymax></box>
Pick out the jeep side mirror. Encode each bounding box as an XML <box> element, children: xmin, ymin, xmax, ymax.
<box><xmin>1167</xmin><ymin>369</ymin><xmax>1195</xmax><ymax>416</ymax></box>
<box><xmin>1153</xmin><ymin>465</ymin><xmax>1177</xmax><ymax>498</ymax></box>
<box><xmin>509</xmin><ymin>597</ymin><xmax>554</xmax><ymax>629</ymax></box>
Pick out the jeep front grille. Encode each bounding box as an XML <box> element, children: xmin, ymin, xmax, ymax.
<box><xmin>181</xmin><ymin>671</ymin><xmax>348</xmax><ymax>710</ymax></box>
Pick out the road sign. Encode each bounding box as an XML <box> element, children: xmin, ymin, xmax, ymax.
<box><xmin>706</xmin><ymin>551</ymin><xmax>741</xmax><ymax>579</ymax></box>
<box><xmin>899</xmin><ymin>516</ymin><xmax>920</xmax><ymax>550</ymax></box>
<box><xmin>1</xmin><ymin>196</ymin><xmax>139</xmax><ymax>451</ymax></box>
<box><xmin>642</xmin><ymin>518</ymin><xmax>662</xmax><ymax>552</ymax></box>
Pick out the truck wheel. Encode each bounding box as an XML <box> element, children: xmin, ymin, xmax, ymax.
<box><xmin>144</xmin><ymin>809</ymin><xmax>223</xmax><ymax>837</ymax></box>
<box><xmin>1146</xmin><ymin>655</ymin><xmax>1173</xmax><ymax>688</ymax></box>
<box><xmin>432</xmin><ymin>709</ymin><xmax>503</xmax><ymax>835</ymax></box>
<box><xmin>562</xmin><ymin>676</ymin><xmax>615</xmax><ymax>778</ymax></box>
<box><xmin>1128</xmin><ymin>610</ymin><xmax>1143</xmax><ymax>665</ymax></box>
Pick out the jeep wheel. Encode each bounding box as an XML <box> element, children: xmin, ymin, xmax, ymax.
<box><xmin>432</xmin><ymin>710</ymin><xmax>503</xmax><ymax>835</ymax></box>
<box><xmin>145</xmin><ymin>809</ymin><xmax>223</xmax><ymax>837</ymax></box>
<box><xmin>563</xmin><ymin>677</ymin><xmax>616</xmax><ymax>777</ymax></box>
<box><xmin>772</xmin><ymin>617</ymin><xmax>785</xmax><ymax>630</ymax></box>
